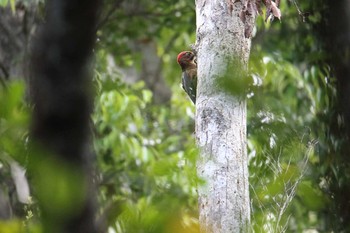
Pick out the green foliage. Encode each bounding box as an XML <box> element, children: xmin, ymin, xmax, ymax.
<box><xmin>216</xmin><ymin>57</ymin><xmax>250</xmax><ymax>98</ymax></box>
<box><xmin>93</xmin><ymin>68</ymin><xmax>199</xmax><ymax>232</ymax></box>
<box><xmin>0</xmin><ymin>0</ymin><xmax>27</xmax><ymax>11</ymax></box>
<box><xmin>34</xmin><ymin>157</ymin><xmax>87</xmax><ymax>219</ymax></box>
<box><xmin>0</xmin><ymin>220</ymin><xmax>41</xmax><ymax>233</ymax></box>
<box><xmin>0</xmin><ymin>81</ymin><xmax>28</xmax><ymax>162</ymax></box>
<box><xmin>0</xmin><ymin>0</ymin><xmax>8</xmax><ymax>7</ymax></box>
<box><xmin>0</xmin><ymin>82</ymin><xmax>41</xmax><ymax>232</ymax></box>
<box><xmin>246</xmin><ymin>1</ymin><xmax>336</xmax><ymax>229</ymax></box>
<box><xmin>97</xmin><ymin>0</ymin><xmax>196</xmax><ymax>85</ymax></box>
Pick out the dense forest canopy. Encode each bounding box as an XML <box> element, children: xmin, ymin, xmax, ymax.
<box><xmin>0</xmin><ymin>0</ymin><xmax>349</xmax><ymax>232</ymax></box>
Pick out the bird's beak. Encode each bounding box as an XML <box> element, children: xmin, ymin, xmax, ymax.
<box><xmin>190</xmin><ymin>53</ymin><xmax>195</xmax><ymax>61</ymax></box>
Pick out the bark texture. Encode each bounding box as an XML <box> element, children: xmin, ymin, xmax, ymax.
<box><xmin>195</xmin><ymin>0</ymin><xmax>254</xmax><ymax>232</ymax></box>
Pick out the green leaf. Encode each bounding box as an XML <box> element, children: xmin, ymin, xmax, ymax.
<box><xmin>297</xmin><ymin>181</ymin><xmax>327</xmax><ymax>211</ymax></box>
<box><xmin>10</xmin><ymin>0</ymin><xmax>14</xmax><ymax>12</ymax></box>
<box><xmin>0</xmin><ymin>0</ymin><xmax>8</xmax><ymax>7</ymax></box>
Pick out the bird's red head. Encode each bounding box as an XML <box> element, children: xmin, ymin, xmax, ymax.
<box><xmin>177</xmin><ymin>51</ymin><xmax>196</xmax><ymax>71</ymax></box>
<box><xmin>177</xmin><ymin>51</ymin><xmax>195</xmax><ymax>65</ymax></box>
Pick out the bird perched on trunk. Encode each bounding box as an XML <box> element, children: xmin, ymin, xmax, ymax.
<box><xmin>177</xmin><ymin>51</ymin><xmax>197</xmax><ymax>104</ymax></box>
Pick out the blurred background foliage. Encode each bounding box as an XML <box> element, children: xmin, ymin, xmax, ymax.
<box><xmin>0</xmin><ymin>0</ymin><xmax>346</xmax><ymax>232</ymax></box>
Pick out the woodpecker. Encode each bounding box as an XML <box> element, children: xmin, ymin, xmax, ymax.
<box><xmin>177</xmin><ymin>51</ymin><xmax>197</xmax><ymax>104</ymax></box>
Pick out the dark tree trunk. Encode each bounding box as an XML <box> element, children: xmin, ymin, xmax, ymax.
<box><xmin>321</xmin><ymin>1</ymin><xmax>350</xmax><ymax>231</ymax></box>
<box><xmin>29</xmin><ymin>0</ymin><xmax>101</xmax><ymax>233</ymax></box>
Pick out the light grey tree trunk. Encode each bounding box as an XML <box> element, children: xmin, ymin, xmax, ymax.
<box><xmin>0</xmin><ymin>4</ymin><xmax>40</xmax><ymax>83</ymax></box>
<box><xmin>195</xmin><ymin>0</ymin><xmax>255</xmax><ymax>232</ymax></box>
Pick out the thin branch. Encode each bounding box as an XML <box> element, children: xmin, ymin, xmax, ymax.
<box><xmin>289</xmin><ymin>0</ymin><xmax>309</xmax><ymax>22</ymax></box>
